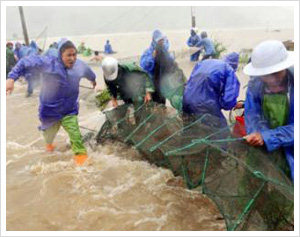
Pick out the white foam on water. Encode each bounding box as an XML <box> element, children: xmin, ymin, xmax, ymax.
<box><xmin>28</xmin><ymin>160</ymin><xmax>74</xmax><ymax>175</ymax></box>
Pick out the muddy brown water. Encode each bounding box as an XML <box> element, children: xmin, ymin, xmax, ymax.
<box><xmin>6</xmin><ymin>73</ymin><xmax>226</xmax><ymax>231</ymax></box>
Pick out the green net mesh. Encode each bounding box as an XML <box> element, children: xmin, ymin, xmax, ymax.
<box><xmin>95</xmin><ymin>102</ymin><xmax>294</xmax><ymax>231</ymax></box>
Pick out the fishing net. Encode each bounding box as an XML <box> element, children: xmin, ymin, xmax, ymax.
<box><xmin>153</xmin><ymin>44</ymin><xmax>186</xmax><ymax>110</ymax></box>
<box><xmin>95</xmin><ymin>102</ymin><xmax>294</xmax><ymax>231</ymax></box>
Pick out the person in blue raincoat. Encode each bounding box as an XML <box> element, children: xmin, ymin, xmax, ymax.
<box><xmin>243</xmin><ymin>40</ymin><xmax>294</xmax><ymax>181</ymax></box>
<box><xmin>6</xmin><ymin>38</ymin><xmax>97</xmax><ymax>166</ymax></box>
<box><xmin>104</xmin><ymin>40</ymin><xmax>115</xmax><ymax>54</ymax></box>
<box><xmin>14</xmin><ymin>42</ymin><xmax>22</xmax><ymax>61</ymax></box>
<box><xmin>44</xmin><ymin>42</ymin><xmax>59</xmax><ymax>58</ymax></box>
<box><xmin>140</xmin><ymin>29</ymin><xmax>171</xmax><ymax>77</ymax></box>
<box><xmin>17</xmin><ymin>40</ymin><xmax>41</xmax><ymax>96</ymax></box>
<box><xmin>186</xmin><ymin>27</ymin><xmax>202</xmax><ymax>62</ymax></box>
<box><xmin>182</xmin><ymin>52</ymin><xmax>241</xmax><ymax>128</ymax></box>
<box><xmin>196</xmin><ymin>31</ymin><xmax>216</xmax><ymax>61</ymax></box>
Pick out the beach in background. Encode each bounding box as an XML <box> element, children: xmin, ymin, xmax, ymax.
<box><xmin>5</xmin><ymin>5</ymin><xmax>295</xmax><ymax>231</ymax></box>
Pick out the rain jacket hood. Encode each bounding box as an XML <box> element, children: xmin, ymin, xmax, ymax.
<box><xmin>223</xmin><ymin>52</ymin><xmax>240</xmax><ymax>72</ymax></box>
<box><xmin>7</xmin><ymin>38</ymin><xmax>96</xmax><ymax>130</ymax></box>
<box><xmin>140</xmin><ymin>31</ymin><xmax>171</xmax><ymax>76</ymax></box>
<box><xmin>183</xmin><ymin>59</ymin><xmax>240</xmax><ymax>128</ymax></box>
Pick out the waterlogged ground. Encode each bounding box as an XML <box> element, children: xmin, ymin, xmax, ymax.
<box><xmin>6</xmin><ymin>78</ymin><xmax>226</xmax><ymax>231</ymax></box>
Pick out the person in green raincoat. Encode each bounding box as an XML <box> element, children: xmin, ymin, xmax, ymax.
<box><xmin>6</xmin><ymin>42</ymin><xmax>16</xmax><ymax>77</ymax></box>
<box><xmin>101</xmin><ymin>57</ymin><xmax>154</xmax><ymax>109</ymax></box>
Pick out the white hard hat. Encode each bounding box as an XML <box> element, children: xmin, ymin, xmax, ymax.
<box><xmin>102</xmin><ymin>57</ymin><xmax>118</xmax><ymax>81</ymax></box>
<box><xmin>243</xmin><ymin>40</ymin><xmax>294</xmax><ymax>76</ymax></box>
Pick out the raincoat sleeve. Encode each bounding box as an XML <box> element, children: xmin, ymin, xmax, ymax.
<box><xmin>187</xmin><ymin>36</ymin><xmax>194</xmax><ymax>47</ymax></box>
<box><xmin>145</xmin><ymin>74</ymin><xmax>155</xmax><ymax>93</ymax></box>
<box><xmin>244</xmin><ymin>78</ymin><xmax>294</xmax><ymax>152</ymax></box>
<box><xmin>105</xmin><ymin>80</ymin><xmax>118</xmax><ymax>99</ymax></box>
<box><xmin>195</xmin><ymin>39</ymin><xmax>204</xmax><ymax>48</ymax></box>
<box><xmin>83</xmin><ymin>64</ymin><xmax>96</xmax><ymax>82</ymax></box>
<box><xmin>140</xmin><ymin>48</ymin><xmax>155</xmax><ymax>75</ymax></box>
<box><xmin>7</xmin><ymin>55</ymin><xmax>48</xmax><ymax>81</ymax></box>
<box><xmin>244</xmin><ymin>79</ymin><xmax>270</xmax><ymax>134</ymax></box>
<box><xmin>260</xmin><ymin>124</ymin><xmax>294</xmax><ymax>152</ymax></box>
<box><xmin>219</xmin><ymin>66</ymin><xmax>240</xmax><ymax>110</ymax></box>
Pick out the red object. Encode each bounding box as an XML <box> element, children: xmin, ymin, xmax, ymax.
<box><xmin>232</xmin><ymin>115</ymin><xmax>247</xmax><ymax>137</ymax></box>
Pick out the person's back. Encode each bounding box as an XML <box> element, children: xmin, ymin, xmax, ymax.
<box><xmin>183</xmin><ymin>58</ymin><xmax>240</xmax><ymax>127</ymax></box>
<box><xmin>104</xmin><ymin>40</ymin><xmax>114</xmax><ymax>54</ymax></box>
<box><xmin>198</xmin><ymin>38</ymin><xmax>215</xmax><ymax>55</ymax></box>
<box><xmin>102</xmin><ymin>57</ymin><xmax>153</xmax><ymax>109</ymax></box>
<box><xmin>106</xmin><ymin>62</ymin><xmax>152</xmax><ymax>102</ymax></box>
<box><xmin>187</xmin><ymin>29</ymin><xmax>202</xmax><ymax>62</ymax></box>
<box><xmin>197</xmin><ymin>32</ymin><xmax>216</xmax><ymax>60</ymax></box>
<box><xmin>44</xmin><ymin>47</ymin><xmax>59</xmax><ymax>58</ymax></box>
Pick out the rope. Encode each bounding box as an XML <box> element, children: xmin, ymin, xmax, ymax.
<box><xmin>229</xmin><ymin>181</ymin><xmax>266</xmax><ymax>231</ymax></box>
<box><xmin>149</xmin><ymin>114</ymin><xmax>209</xmax><ymax>152</ymax></box>
<box><xmin>134</xmin><ymin>114</ymin><xmax>178</xmax><ymax>148</ymax></box>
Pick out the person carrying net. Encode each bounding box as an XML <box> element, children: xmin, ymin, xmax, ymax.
<box><xmin>101</xmin><ymin>57</ymin><xmax>154</xmax><ymax>110</ymax></box>
<box><xmin>186</xmin><ymin>27</ymin><xmax>202</xmax><ymax>62</ymax></box>
<box><xmin>182</xmin><ymin>52</ymin><xmax>243</xmax><ymax>129</ymax></box>
<box><xmin>243</xmin><ymin>40</ymin><xmax>294</xmax><ymax>181</ymax></box>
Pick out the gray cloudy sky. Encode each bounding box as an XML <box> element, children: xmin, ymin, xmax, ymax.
<box><xmin>6</xmin><ymin>6</ymin><xmax>294</xmax><ymax>39</ymax></box>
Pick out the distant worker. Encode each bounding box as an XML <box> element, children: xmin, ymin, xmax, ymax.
<box><xmin>196</xmin><ymin>31</ymin><xmax>216</xmax><ymax>61</ymax></box>
<box><xmin>183</xmin><ymin>52</ymin><xmax>242</xmax><ymax>128</ymax></box>
<box><xmin>77</xmin><ymin>42</ymin><xmax>86</xmax><ymax>54</ymax></box>
<box><xmin>90</xmin><ymin>51</ymin><xmax>103</xmax><ymax>63</ymax></box>
<box><xmin>140</xmin><ymin>29</ymin><xmax>171</xmax><ymax>78</ymax></box>
<box><xmin>6</xmin><ymin>38</ymin><xmax>97</xmax><ymax>166</ymax></box>
<box><xmin>44</xmin><ymin>42</ymin><xmax>59</xmax><ymax>58</ymax></box>
<box><xmin>101</xmin><ymin>57</ymin><xmax>153</xmax><ymax>110</ymax></box>
<box><xmin>186</xmin><ymin>27</ymin><xmax>202</xmax><ymax>61</ymax></box>
<box><xmin>104</xmin><ymin>40</ymin><xmax>115</xmax><ymax>54</ymax></box>
<box><xmin>243</xmin><ymin>40</ymin><xmax>294</xmax><ymax>181</ymax></box>
<box><xmin>6</xmin><ymin>42</ymin><xmax>16</xmax><ymax>78</ymax></box>
<box><xmin>17</xmin><ymin>40</ymin><xmax>41</xmax><ymax>97</ymax></box>
<box><xmin>14</xmin><ymin>42</ymin><xmax>22</xmax><ymax>61</ymax></box>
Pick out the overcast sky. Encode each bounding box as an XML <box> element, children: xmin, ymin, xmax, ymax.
<box><xmin>6</xmin><ymin>6</ymin><xmax>294</xmax><ymax>39</ymax></box>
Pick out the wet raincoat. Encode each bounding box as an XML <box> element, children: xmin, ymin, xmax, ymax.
<box><xmin>152</xmin><ymin>44</ymin><xmax>186</xmax><ymax>107</ymax></box>
<box><xmin>105</xmin><ymin>62</ymin><xmax>154</xmax><ymax>104</ymax></box>
<box><xmin>244</xmin><ymin>67</ymin><xmax>294</xmax><ymax>181</ymax></box>
<box><xmin>19</xmin><ymin>41</ymin><xmax>39</xmax><ymax>59</ymax></box>
<box><xmin>187</xmin><ymin>30</ymin><xmax>202</xmax><ymax>61</ymax></box>
<box><xmin>104</xmin><ymin>41</ymin><xmax>114</xmax><ymax>54</ymax></box>
<box><xmin>14</xmin><ymin>42</ymin><xmax>22</xmax><ymax>60</ymax></box>
<box><xmin>7</xmin><ymin>39</ymin><xmax>96</xmax><ymax>130</ymax></box>
<box><xmin>182</xmin><ymin>55</ymin><xmax>240</xmax><ymax>128</ymax></box>
<box><xmin>44</xmin><ymin>47</ymin><xmax>59</xmax><ymax>58</ymax></box>
<box><xmin>140</xmin><ymin>30</ymin><xmax>171</xmax><ymax>77</ymax></box>
<box><xmin>196</xmin><ymin>38</ymin><xmax>216</xmax><ymax>56</ymax></box>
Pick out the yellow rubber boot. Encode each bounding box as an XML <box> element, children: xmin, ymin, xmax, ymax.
<box><xmin>74</xmin><ymin>154</ymin><xmax>88</xmax><ymax>166</ymax></box>
<box><xmin>46</xmin><ymin>144</ymin><xmax>55</xmax><ymax>152</ymax></box>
